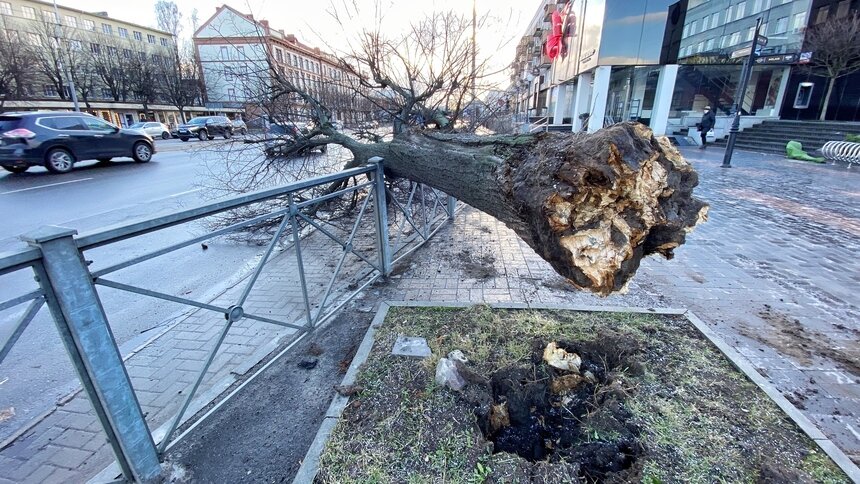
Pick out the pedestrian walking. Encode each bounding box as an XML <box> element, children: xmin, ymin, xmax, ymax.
<box><xmin>698</xmin><ymin>106</ymin><xmax>716</xmax><ymax>149</ymax></box>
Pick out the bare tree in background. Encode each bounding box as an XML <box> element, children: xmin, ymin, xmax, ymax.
<box><xmin>0</xmin><ymin>18</ymin><xmax>36</xmax><ymax>109</ymax></box>
<box><xmin>803</xmin><ymin>13</ymin><xmax>860</xmax><ymax>120</ymax></box>
<box><xmin>156</xmin><ymin>0</ymin><xmax>201</xmax><ymax>122</ymax></box>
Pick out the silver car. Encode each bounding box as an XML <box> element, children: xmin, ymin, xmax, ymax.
<box><xmin>128</xmin><ymin>121</ymin><xmax>172</xmax><ymax>140</ymax></box>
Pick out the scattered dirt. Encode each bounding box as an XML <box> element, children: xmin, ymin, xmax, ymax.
<box><xmin>742</xmin><ymin>305</ymin><xmax>860</xmax><ymax>377</ymax></box>
<box><xmin>457</xmin><ymin>249</ymin><xmax>498</xmax><ymax>279</ymax></box>
<box><xmin>316</xmin><ymin>306</ymin><xmax>850</xmax><ymax>483</ymax></box>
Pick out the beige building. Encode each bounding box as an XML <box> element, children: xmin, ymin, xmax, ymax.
<box><xmin>0</xmin><ymin>0</ymin><xmax>239</xmax><ymax>126</ymax></box>
<box><xmin>194</xmin><ymin>5</ymin><xmax>363</xmax><ymax>124</ymax></box>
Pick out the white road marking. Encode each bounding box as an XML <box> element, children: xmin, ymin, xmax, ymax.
<box><xmin>0</xmin><ymin>178</ymin><xmax>93</xmax><ymax>195</ymax></box>
<box><xmin>167</xmin><ymin>188</ymin><xmax>203</xmax><ymax>198</ymax></box>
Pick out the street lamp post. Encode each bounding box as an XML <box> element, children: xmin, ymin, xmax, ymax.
<box><xmin>52</xmin><ymin>0</ymin><xmax>80</xmax><ymax>112</ymax></box>
<box><xmin>722</xmin><ymin>17</ymin><xmax>763</xmax><ymax>168</ymax></box>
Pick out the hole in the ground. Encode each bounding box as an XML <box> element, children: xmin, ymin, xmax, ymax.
<box><xmin>474</xmin><ymin>335</ymin><xmax>644</xmax><ymax>483</ymax></box>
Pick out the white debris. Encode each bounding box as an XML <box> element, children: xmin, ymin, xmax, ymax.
<box><xmin>435</xmin><ymin>357</ymin><xmax>466</xmax><ymax>391</ymax></box>
<box><xmin>543</xmin><ymin>342</ymin><xmax>582</xmax><ymax>373</ymax></box>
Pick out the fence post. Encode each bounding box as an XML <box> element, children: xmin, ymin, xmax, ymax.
<box><xmin>369</xmin><ymin>157</ymin><xmax>392</xmax><ymax>276</ymax></box>
<box><xmin>22</xmin><ymin>226</ymin><xmax>162</xmax><ymax>483</ymax></box>
<box><xmin>446</xmin><ymin>195</ymin><xmax>457</xmax><ymax>220</ymax></box>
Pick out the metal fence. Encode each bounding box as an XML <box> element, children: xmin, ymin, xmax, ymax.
<box><xmin>0</xmin><ymin>159</ymin><xmax>457</xmax><ymax>482</ymax></box>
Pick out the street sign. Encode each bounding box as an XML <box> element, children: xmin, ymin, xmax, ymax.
<box><xmin>799</xmin><ymin>51</ymin><xmax>813</xmax><ymax>64</ymax></box>
<box><xmin>756</xmin><ymin>34</ymin><xmax>768</xmax><ymax>46</ymax></box>
<box><xmin>731</xmin><ymin>47</ymin><xmax>752</xmax><ymax>59</ymax></box>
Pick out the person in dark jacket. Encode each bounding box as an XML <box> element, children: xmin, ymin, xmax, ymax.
<box><xmin>698</xmin><ymin>106</ymin><xmax>716</xmax><ymax>149</ymax></box>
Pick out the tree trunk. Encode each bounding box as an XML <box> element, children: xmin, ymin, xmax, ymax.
<box><xmin>341</xmin><ymin>122</ymin><xmax>708</xmax><ymax>295</ymax></box>
<box><xmin>820</xmin><ymin>77</ymin><xmax>836</xmax><ymax>121</ymax></box>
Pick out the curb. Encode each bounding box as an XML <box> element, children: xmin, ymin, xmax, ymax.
<box><xmin>293</xmin><ymin>301</ymin><xmax>860</xmax><ymax>484</ymax></box>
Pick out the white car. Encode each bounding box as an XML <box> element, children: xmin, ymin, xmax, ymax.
<box><xmin>128</xmin><ymin>121</ymin><xmax>172</xmax><ymax>140</ymax></box>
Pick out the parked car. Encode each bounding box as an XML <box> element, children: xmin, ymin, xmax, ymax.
<box><xmin>128</xmin><ymin>121</ymin><xmax>172</xmax><ymax>139</ymax></box>
<box><xmin>232</xmin><ymin>119</ymin><xmax>248</xmax><ymax>135</ymax></box>
<box><xmin>0</xmin><ymin>111</ymin><xmax>155</xmax><ymax>174</ymax></box>
<box><xmin>176</xmin><ymin>116</ymin><xmax>233</xmax><ymax>141</ymax></box>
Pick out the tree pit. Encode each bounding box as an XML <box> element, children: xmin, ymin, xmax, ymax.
<box><xmin>469</xmin><ymin>336</ymin><xmax>644</xmax><ymax>482</ymax></box>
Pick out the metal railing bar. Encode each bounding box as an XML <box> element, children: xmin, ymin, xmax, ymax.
<box><xmin>294</xmin><ymin>181</ymin><xmax>373</xmax><ymax>210</ymax></box>
<box><xmin>312</xmin><ymin>273</ymin><xmax>381</xmax><ymax>329</ymax></box>
<box><xmin>289</xmin><ymin>197</ymin><xmax>313</xmax><ymax>327</ymax></box>
<box><xmin>389</xmin><ymin>182</ymin><xmax>419</xmax><ymax>253</ymax></box>
<box><xmin>296</xmin><ymin>213</ymin><xmax>382</xmax><ymax>273</ymax></box>
<box><xmin>95</xmin><ymin>279</ymin><xmax>229</xmax><ymax>315</ymax></box>
<box><xmin>386</xmin><ymin>187</ymin><xmax>425</xmax><ymax>244</ymax></box>
<box><xmin>391</xmin><ymin>215</ymin><xmax>453</xmax><ymax>266</ymax></box>
<box><xmin>91</xmin><ymin>207</ymin><xmax>293</xmax><ymax>278</ymax></box>
<box><xmin>0</xmin><ymin>289</ymin><xmax>44</xmax><ymax>312</ymax></box>
<box><xmin>420</xmin><ymin>184</ymin><xmax>429</xmax><ymax>239</ymax></box>
<box><xmin>236</xmin><ymin>214</ymin><xmax>292</xmax><ymax>307</ymax></box>
<box><xmin>242</xmin><ymin>313</ymin><xmax>306</xmax><ymax>330</ymax></box>
<box><xmin>391</xmin><ymin>213</ymin><xmax>449</xmax><ymax>255</ymax></box>
<box><xmin>158</xmin><ymin>318</ymin><xmax>233</xmax><ymax>454</ymax></box>
<box><xmin>0</xmin><ymin>297</ymin><xmax>45</xmax><ymax>364</ymax></box>
<box><xmin>0</xmin><ymin>249</ymin><xmax>40</xmax><ymax>277</ymax></box>
<box><xmin>313</xmin><ymin>193</ymin><xmax>374</xmax><ymax>324</ymax></box>
<box><xmin>76</xmin><ymin>166</ymin><xmax>375</xmax><ymax>251</ymax></box>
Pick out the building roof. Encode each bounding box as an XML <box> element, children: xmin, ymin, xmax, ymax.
<box><xmin>23</xmin><ymin>0</ymin><xmax>173</xmax><ymax>36</ymax></box>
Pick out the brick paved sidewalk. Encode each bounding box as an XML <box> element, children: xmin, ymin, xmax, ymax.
<box><xmin>0</xmin><ymin>225</ymin><xmax>378</xmax><ymax>483</ymax></box>
<box><xmin>3</xmin><ymin>147</ymin><xmax>859</xmax><ymax>482</ymax></box>
<box><xmin>374</xmin><ymin>148</ymin><xmax>860</xmax><ymax>465</ymax></box>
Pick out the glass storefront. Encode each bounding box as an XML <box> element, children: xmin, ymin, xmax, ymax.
<box><xmin>669</xmin><ymin>64</ymin><xmax>788</xmax><ymax>117</ymax></box>
<box><xmin>606</xmin><ymin>66</ymin><xmax>662</xmax><ymax>124</ymax></box>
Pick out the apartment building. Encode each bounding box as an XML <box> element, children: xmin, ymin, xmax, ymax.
<box><xmin>512</xmin><ymin>0</ymin><xmax>830</xmax><ymax>137</ymax></box>
<box><xmin>0</xmin><ymin>0</ymin><xmax>238</xmax><ymax>126</ymax></box>
<box><xmin>194</xmin><ymin>5</ymin><xmax>362</xmax><ymax>124</ymax></box>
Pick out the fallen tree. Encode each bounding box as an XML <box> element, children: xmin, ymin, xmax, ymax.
<box><xmin>316</xmin><ymin>122</ymin><xmax>708</xmax><ymax>295</ymax></box>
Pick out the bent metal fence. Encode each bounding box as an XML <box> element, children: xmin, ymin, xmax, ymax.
<box><xmin>0</xmin><ymin>158</ymin><xmax>457</xmax><ymax>482</ymax></box>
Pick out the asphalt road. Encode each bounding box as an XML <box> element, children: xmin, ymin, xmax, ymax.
<box><xmin>0</xmin><ymin>138</ymin><xmax>267</xmax><ymax>441</ymax></box>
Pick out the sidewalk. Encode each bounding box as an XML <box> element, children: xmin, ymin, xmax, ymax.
<box><xmin>3</xmin><ymin>147</ymin><xmax>859</xmax><ymax>482</ymax></box>
<box><xmin>0</xmin><ymin>225</ymin><xmax>375</xmax><ymax>483</ymax></box>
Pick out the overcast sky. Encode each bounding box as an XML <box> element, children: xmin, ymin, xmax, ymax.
<box><xmin>60</xmin><ymin>0</ymin><xmax>538</xmax><ymax>85</ymax></box>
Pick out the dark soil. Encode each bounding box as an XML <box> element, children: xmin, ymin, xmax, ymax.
<box><xmin>457</xmin><ymin>249</ymin><xmax>498</xmax><ymax>279</ymax></box>
<box><xmin>165</xmin><ymin>310</ymin><xmax>373</xmax><ymax>483</ymax></box>
<box><xmin>315</xmin><ymin>306</ymin><xmax>850</xmax><ymax>484</ymax></box>
<box><xmin>743</xmin><ymin>304</ymin><xmax>860</xmax><ymax>377</ymax></box>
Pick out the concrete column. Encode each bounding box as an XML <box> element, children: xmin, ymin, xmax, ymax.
<box><xmin>771</xmin><ymin>67</ymin><xmax>792</xmax><ymax>119</ymax></box>
<box><xmin>571</xmin><ymin>72</ymin><xmax>593</xmax><ymax>132</ymax></box>
<box><xmin>588</xmin><ymin>66</ymin><xmax>612</xmax><ymax>132</ymax></box>
<box><xmin>650</xmin><ymin>64</ymin><xmax>679</xmax><ymax>136</ymax></box>
<box><xmin>552</xmin><ymin>84</ymin><xmax>570</xmax><ymax>125</ymax></box>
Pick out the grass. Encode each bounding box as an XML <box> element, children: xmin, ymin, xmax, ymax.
<box><xmin>315</xmin><ymin>305</ymin><xmax>850</xmax><ymax>483</ymax></box>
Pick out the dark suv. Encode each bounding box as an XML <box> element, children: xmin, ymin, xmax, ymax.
<box><xmin>0</xmin><ymin>112</ymin><xmax>155</xmax><ymax>174</ymax></box>
<box><xmin>176</xmin><ymin>116</ymin><xmax>233</xmax><ymax>141</ymax></box>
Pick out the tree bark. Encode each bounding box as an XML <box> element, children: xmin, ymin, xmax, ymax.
<box><xmin>340</xmin><ymin>122</ymin><xmax>708</xmax><ymax>295</ymax></box>
<box><xmin>820</xmin><ymin>77</ymin><xmax>836</xmax><ymax>121</ymax></box>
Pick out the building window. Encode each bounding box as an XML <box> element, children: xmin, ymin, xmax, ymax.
<box><xmin>275</xmin><ymin>48</ymin><xmax>283</xmax><ymax>62</ymax></box>
<box><xmin>791</xmin><ymin>12</ymin><xmax>806</xmax><ymax>30</ymax></box>
<box><xmin>83</xmin><ymin>19</ymin><xmax>95</xmax><ymax>31</ymax></box>
<box><xmin>160</xmin><ymin>37</ymin><xmax>168</xmax><ymax>46</ymax></box>
<box><xmin>26</xmin><ymin>32</ymin><xmax>40</xmax><ymax>46</ymax></box>
<box><xmin>705</xmin><ymin>38</ymin><xmax>715</xmax><ymax>51</ymax></box>
<box><xmin>43</xmin><ymin>84</ymin><xmax>59</xmax><ymax>97</ymax></box>
<box><xmin>836</xmin><ymin>0</ymin><xmax>851</xmax><ymax>18</ymax></box>
<box><xmin>42</xmin><ymin>10</ymin><xmax>58</xmax><ymax>23</ymax></box>
<box><xmin>123</xmin><ymin>48</ymin><xmax>132</xmax><ymax>58</ymax></box>
<box><xmin>729</xmin><ymin>31</ymin><xmax>741</xmax><ymax>45</ymax></box>
<box><xmin>224</xmin><ymin>67</ymin><xmax>233</xmax><ymax>81</ymax></box>
<box><xmin>90</xmin><ymin>43</ymin><xmax>101</xmax><ymax>54</ymax></box>
<box><xmin>147</xmin><ymin>34</ymin><xmax>156</xmax><ymax>44</ymax></box>
<box><xmin>5</xmin><ymin>30</ymin><xmax>18</xmax><ymax>42</ymax></box>
<box><xmin>746</xmin><ymin>26</ymin><xmax>755</xmax><ymax>41</ymax></box>
<box><xmin>0</xmin><ymin>2</ymin><xmax>10</xmax><ymax>15</ymax></box>
<box><xmin>138</xmin><ymin>51</ymin><xmax>145</xmax><ymax>60</ymax></box>
<box><xmin>773</xmin><ymin>16</ymin><xmax>788</xmax><ymax>34</ymax></box>
<box><xmin>133</xmin><ymin>30</ymin><xmax>142</xmax><ymax>41</ymax></box>
<box><xmin>227</xmin><ymin>88</ymin><xmax>236</xmax><ymax>101</ymax></box>
<box><xmin>118</xmin><ymin>27</ymin><xmax>128</xmax><ymax>38</ymax></box>
<box><xmin>815</xmin><ymin>6</ymin><xmax>829</xmax><ymax>24</ymax></box>
<box><xmin>237</xmin><ymin>46</ymin><xmax>245</xmax><ymax>58</ymax></box>
<box><xmin>101</xmin><ymin>88</ymin><xmax>112</xmax><ymax>98</ymax></box>
<box><xmin>220</xmin><ymin>46</ymin><xmax>228</xmax><ymax>59</ymax></box>
<box><xmin>69</xmin><ymin>39</ymin><xmax>81</xmax><ymax>50</ymax></box>
<box><xmin>108</xmin><ymin>46</ymin><xmax>117</xmax><ymax>56</ymax></box>
<box><xmin>102</xmin><ymin>23</ymin><xmax>112</xmax><ymax>35</ymax></box>
<box><xmin>21</xmin><ymin>6</ymin><xmax>35</xmax><ymax>19</ymax></box>
<box><xmin>64</xmin><ymin>15</ymin><xmax>77</xmax><ymax>27</ymax></box>
<box><xmin>735</xmin><ymin>1</ymin><xmax>746</xmax><ymax>20</ymax></box>
<box><xmin>690</xmin><ymin>19</ymin><xmax>698</xmax><ymax>34</ymax></box>
<box><xmin>710</xmin><ymin>12</ymin><xmax>719</xmax><ymax>29</ymax></box>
